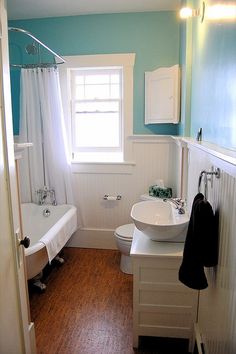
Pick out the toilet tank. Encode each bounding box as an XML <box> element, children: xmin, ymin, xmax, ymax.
<box><xmin>140</xmin><ymin>194</ymin><xmax>162</xmax><ymax>201</ymax></box>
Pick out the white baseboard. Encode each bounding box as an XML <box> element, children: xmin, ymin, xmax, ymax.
<box><xmin>29</xmin><ymin>322</ymin><xmax>37</xmax><ymax>354</ymax></box>
<box><xmin>67</xmin><ymin>228</ymin><xmax>118</xmax><ymax>250</ymax></box>
<box><xmin>193</xmin><ymin>323</ymin><xmax>206</xmax><ymax>354</ymax></box>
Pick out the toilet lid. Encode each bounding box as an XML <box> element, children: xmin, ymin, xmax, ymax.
<box><xmin>115</xmin><ymin>223</ymin><xmax>135</xmax><ymax>240</ymax></box>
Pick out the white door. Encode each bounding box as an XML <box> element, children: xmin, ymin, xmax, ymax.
<box><xmin>0</xmin><ymin>0</ymin><xmax>36</xmax><ymax>353</ymax></box>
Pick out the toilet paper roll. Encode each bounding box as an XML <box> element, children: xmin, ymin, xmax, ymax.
<box><xmin>103</xmin><ymin>195</ymin><xmax>121</xmax><ymax>201</ymax></box>
<box><xmin>106</xmin><ymin>196</ymin><xmax>117</xmax><ymax>201</ymax></box>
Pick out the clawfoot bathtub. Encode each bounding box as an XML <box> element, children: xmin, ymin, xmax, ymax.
<box><xmin>21</xmin><ymin>203</ymin><xmax>77</xmax><ymax>284</ymax></box>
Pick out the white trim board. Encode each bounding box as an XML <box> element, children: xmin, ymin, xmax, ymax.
<box><xmin>182</xmin><ymin>137</ymin><xmax>236</xmax><ymax>178</ymax></box>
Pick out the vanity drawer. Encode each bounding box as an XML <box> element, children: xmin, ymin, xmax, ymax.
<box><xmin>139</xmin><ymin>308</ymin><xmax>193</xmax><ymax>328</ymax></box>
<box><xmin>139</xmin><ymin>287</ymin><xmax>197</xmax><ymax>307</ymax></box>
<box><xmin>139</xmin><ymin>266</ymin><xmax>180</xmax><ymax>284</ymax></box>
<box><xmin>133</xmin><ymin>257</ymin><xmax>182</xmax><ymax>284</ymax></box>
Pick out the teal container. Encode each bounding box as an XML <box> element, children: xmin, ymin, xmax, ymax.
<box><xmin>149</xmin><ymin>185</ymin><xmax>172</xmax><ymax>199</ymax></box>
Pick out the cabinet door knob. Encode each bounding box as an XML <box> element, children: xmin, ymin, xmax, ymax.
<box><xmin>20</xmin><ymin>236</ymin><xmax>30</xmax><ymax>248</ymax></box>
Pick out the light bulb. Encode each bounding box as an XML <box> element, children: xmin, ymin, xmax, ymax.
<box><xmin>180</xmin><ymin>7</ymin><xmax>193</xmax><ymax>19</ymax></box>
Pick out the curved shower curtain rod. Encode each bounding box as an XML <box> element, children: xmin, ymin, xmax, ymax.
<box><xmin>8</xmin><ymin>26</ymin><xmax>65</xmax><ymax>68</ymax></box>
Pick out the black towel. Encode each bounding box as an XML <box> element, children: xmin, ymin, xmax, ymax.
<box><xmin>179</xmin><ymin>193</ymin><xmax>218</xmax><ymax>290</ymax></box>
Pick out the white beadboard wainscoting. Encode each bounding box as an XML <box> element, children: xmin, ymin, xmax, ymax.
<box><xmin>183</xmin><ymin>139</ymin><xmax>236</xmax><ymax>354</ymax></box>
<box><xmin>68</xmin><ymin>135</ymin><xmax>183</xmax><ymax>249</ymax></box>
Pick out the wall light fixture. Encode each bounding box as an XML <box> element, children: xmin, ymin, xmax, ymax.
<box><xmin>180</xmin><ymin>2</ymin><xmax>236</xmax><ymax>22</ymax></box>
<box><xmin>179</xmin><ymin>2</ymin><xmax>205</xmax><ymax>22</ymax></box>
<box><xmin>179</xmin><ymin>7</ymin><xmax>199</xmax><ymax>19</ymax></box>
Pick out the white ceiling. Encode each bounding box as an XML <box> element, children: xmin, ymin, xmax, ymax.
<box><xmin>7</xmin><ymin>0</ymin><xmax>181</xmax><ymax>20</ymax></box>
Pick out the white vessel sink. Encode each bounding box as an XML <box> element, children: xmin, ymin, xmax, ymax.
<box><xmin>130</xmin><ymin>200</ymin><xmax>189</xmax><ymax>242</ymax></box>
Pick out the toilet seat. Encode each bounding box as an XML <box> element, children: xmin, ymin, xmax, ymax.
<box><xmin>114</xmin><ymin>223</ymin><xmax>134</xmax><ymax>241</ymax></box>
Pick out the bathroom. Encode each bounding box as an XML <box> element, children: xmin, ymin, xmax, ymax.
<box><xmin>1</xmin><ymin>0</ymin><xmax>236</xmax><ymax>353</ymax></box>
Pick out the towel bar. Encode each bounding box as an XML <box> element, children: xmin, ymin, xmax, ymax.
<box><xmin>198</xmin><ymin>167</ymin><xmax>220</xmax><ymax>201</ymax></box>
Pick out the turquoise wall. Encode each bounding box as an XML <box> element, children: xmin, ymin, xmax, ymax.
<box><xmin>9</xmin><ymin>7</ymin><xmax>236</xmax><ymax>149</ymax></box>
<box><xmin>9</xmin><ymin>12</ymin><xmax>180</xmax><ymax>135</ymax></box>
<box><xmin>189</xmin><ymin>0</ymin><xmax>236</xmax><ymax>149</ymax></box>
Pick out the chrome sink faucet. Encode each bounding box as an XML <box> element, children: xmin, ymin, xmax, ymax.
<box><xmin>163</xmin><ymin>198</ymin><xmax>185</xmax><ymax>214</ymax></box>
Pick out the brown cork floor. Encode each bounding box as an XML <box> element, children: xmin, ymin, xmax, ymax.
<box><xmin>29</xmin><ymin>248</ymin><xmax>189</xmax><ymax>354</ymax></box>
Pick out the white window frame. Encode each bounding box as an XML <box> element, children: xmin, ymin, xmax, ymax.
<box><xmin>71</xmin><ymin>67</ymin><xmax>123</xmax><ymax>156</ymax></box>
<box><xmin>59</xmin><ymin>53</ymin><xmax>135</xmax><ymax>170</ymax></box>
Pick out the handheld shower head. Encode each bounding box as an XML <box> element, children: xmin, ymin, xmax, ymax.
<box><xmin>25</xmin><ymin>42</ymin><xmax>38</xmax><ymax>55</ymax></box>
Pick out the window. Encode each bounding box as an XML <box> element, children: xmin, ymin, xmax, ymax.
<box><xmin>71</xmin><ymin>67</ymin><xmax>123</xmax><ymax>162</ymax></box>
<box><xmin>59</xmin><ymin>54</ymin><xmax>135</xmax><ymax>164</ymax></box>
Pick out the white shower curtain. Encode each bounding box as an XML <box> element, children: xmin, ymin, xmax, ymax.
<box><xmin>19</xmin><ymin>67</ymin><xmax>73</xmax><ymax>205</ymax></box>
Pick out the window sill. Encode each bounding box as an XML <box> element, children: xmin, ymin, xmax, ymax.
<box><xmin>71</xmin><ymin>161</ymin><xmax>136</xmax><ymax>174</ymax></box>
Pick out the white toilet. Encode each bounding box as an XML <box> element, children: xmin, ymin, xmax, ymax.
<box><xmin>114</xmin><ymin>223</ymin><xmax>135</xmax><ymax>274</ymax></box>
<box><xmin>114</xmin><ymin>194</ymin><xmax>158</xmax><ymax>274</ymax></box>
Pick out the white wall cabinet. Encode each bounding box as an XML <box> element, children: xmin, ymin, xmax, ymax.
<box><xmin>131</xmin><ymin>228</ymin><xmax>198</xmax><ymax>352</ymax></box>
<box><xmin>145</xmin><ymin>65</ymin><xmax>180</xmax><ymax>124</ymax></box>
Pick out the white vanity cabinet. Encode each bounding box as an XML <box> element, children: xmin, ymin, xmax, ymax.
<box><xmin>131</xmin><ymin>228</ymin><xmax>198</xmax><ymax>351</ymax></box>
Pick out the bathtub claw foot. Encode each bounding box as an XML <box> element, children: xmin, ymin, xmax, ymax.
<box><xmin>33</xmin><ymin>279</ymin><xmax>47</xmax><ymax>292</ymax></box>
<box><xmin>54</xmin><ymin>255</ymin><xmax>65</xmax><ymax>265</ymax></box>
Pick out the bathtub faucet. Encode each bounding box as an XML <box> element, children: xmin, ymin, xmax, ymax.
<box><xmin>36</xmin><ymin>187</ymin><xmax>57</xmax><ymax>206</ymax></box>
<box><xmin>37</xmin><ymin>188</ymin><xmax>48</xmax><ymax>205</ymax></box>
<box><xmin>49</xmin><ymin>189</ymin><xmax>57</xmax><ymax>206</ymax></box>
<box><xmin>163</xmin><ymin>198</ymin><xmax>185</xmax><ymax>214</ymax></box>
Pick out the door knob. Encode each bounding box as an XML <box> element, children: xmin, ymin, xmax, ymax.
<box><xmin>20</xmin><ymin>236</ymin><xmax>30</xmax><ymax>248</ymax></box>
